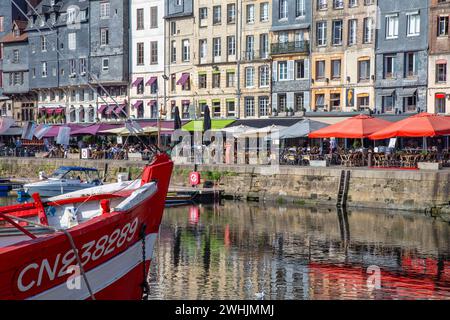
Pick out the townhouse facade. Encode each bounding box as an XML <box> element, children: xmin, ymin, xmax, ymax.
<box><xmin>428</xmin><ymin>0</ymin><xmax>450</xmax><ymax>114</ymax></box>
<box><xmin>0</xmin><ymin>0</ymin><xmax>32</xmax><ymax>118</ymax></box>
<box><xmin>311</xmin><ymin>0</ymin><xmax>378</xmax><ymax>113</ymax></box>
<box><xmin>239</xmin><ymin>0</ymin><xmax>272</xmax><ymax>118</ymax></box>
<box><xmin>129</xmin><ymin>0</ymin><xmax>165</xmax><ymax>120</ymax></box>
<box><xmin>25</xmin><ymin>0</ymin><xmax>129</xmax><ymax>125</ymax></box>
<box><xmin>1</xmin><ymin>20</ymin><xmax>36</xmax><ymax>125</ymax></box>
<box><xmin>271</xmin><ymin>0</ymin><xmax>311</xmax><ymax>116</ymax></box>
<box><xmin>375</xmin><ymin>0</ymin><xmax>429</xmax><ymax>114</ymax></box>
<box><xmin>164</xmin><ymin>0</ymin><xmax>195</xmax><ymax>120</ymax></box>
<box><xmin>194</xmin><ymin>0</ymin><xmax>240</xmax><ymax>119</ymax></box>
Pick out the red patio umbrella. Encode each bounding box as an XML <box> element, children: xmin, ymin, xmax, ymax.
<box><xmin>369</xmin><ymin>113</ymin><xmax>450</xmax><ymax>140</ymax></box>
<box><xmin>309</xmin><ymin>114</ymin><xmax>391</xmax><ymax>139</ymax></box>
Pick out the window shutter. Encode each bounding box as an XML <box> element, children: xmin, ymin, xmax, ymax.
<box><xmin>304</xmin><ymin>91</ymin><xmax>310</xmax><ymax>110</ymax></box>
<box><xmin>272</xmin><ymin>93</ymin><xmax>278</xmax><ymax>111</ymax></box>
<box><xmin>287</xmin><ymin>60</ymin><xmax>295</xmax><ymax>80</ymax></box>
<box><xmin>287</xmin><ymin>92</ymin><xmax>294</xmax><ymax>110</ymax></box>
<box><xmin>272</xmin><ymin>61</ymin><xmax>278</xmax><ymax>81</ymax></box>
<box><xmin>304</xmin><ymin>58</ymin><xmax>310</xmax><ymax>79</ymax></box>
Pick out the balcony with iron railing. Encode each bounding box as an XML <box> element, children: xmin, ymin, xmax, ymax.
<box><xmin>271</xmin><ymin>41</ymin><xmax>309</xmax><ymax>55</ymax></box>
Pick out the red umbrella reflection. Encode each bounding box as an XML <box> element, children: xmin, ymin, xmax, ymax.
<box><xmin>188</xmin><ymin>205</ymin><xmax>200</xmax><ymax>225</ymax></box>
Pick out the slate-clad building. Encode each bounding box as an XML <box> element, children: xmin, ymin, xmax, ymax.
<box><xmin>0</xmin><ymin>0</ymin><xmax>32</xmax><ymax>117</ymax></box>
<box><xmin>1</xmin><ymin>20</ymin><xmax>36</xmax><ymax>124</ymax></box>
<box><xmin>271</xmin><ymin>0</ymin><xmax>311</xmax><ymax>116</ymax></box>
<box><xmin>26</xmin><ymin>0</ymin><xmax>130</xmax><ymax>124</ymax></box>
<box><xmin>375</xmin><ymin>0</ymin><xmax>429</xmax><ymax>114</ymax></box>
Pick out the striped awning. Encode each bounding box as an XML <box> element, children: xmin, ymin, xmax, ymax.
<box><xmin>105</xmin><ymin>105</ymin><xmax>117</xmax><ymax>115</ymax></box>
<box><xmin>133</xmin><ymin>100</ymin><xmax>143</xmax><ymax>108</ymax></box>
<box><xmin>146</xmin><ymin>76</ymin><xmax>157</xmax><ymax>86</ymax></box>
<box><xmin>132</xmin><ymin>77</ymin><xmax>144</xmax><ymax>87</ymax></box>
<box><xmin>177</xmin><ymin>73</ymin><xmax>190</xmax><ymax>86</ymax></box>
<box><xmin>98</xmin><ymin>105</ymin><xmax>108</xmax><ymax>113</ymax></box>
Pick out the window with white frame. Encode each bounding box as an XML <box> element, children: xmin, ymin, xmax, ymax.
<box><xmin>363</xmin><ymin>17</ymin><xmax>373</xmax><ymax>43</ymax></box>
<box><xmin>213</xmin><ymin>37</ymin><xmax>221</xmax><ymax>57</ymax></box>
<box><xmin>245</xmin><ymin>97</ymin><xmax>255</xmax><ymax>117</ymax></box>
<box><xmin>227</xmin><ymin>36</ymin><xmax>236</xmax><ymax>56</ymax></box>
<box><xmin>69</xmin><ymin>59</ymin><xmax>76</xmax><ymax>76</ymax></box>
<box><xmin>260</xmin><ymin>2</ymin><xmax>269</xmax><ymax>22</ymax></box>
<box><xmin>245</xmin><ymin>67</ymin><xmax>254</xmax><ymax>87</ymax></box>
<box><xmin>100</xmin><ymin>1</ymin><xmax>110</xmax><ymax>19</ymax></box>
<box><xmin>102</xmin><ymin>58</ymin><xmax>109</xmax><ymax>71</ymax></box>
<box><xmin>259</xmin><ymin>65</ymin><xmax>269</xmax><ymax>87</ymax></box>
<box><xmin>332</xmin><ymin>20</ymin><xmax>343</xmax><ymax>45</ymax></box>
<box><xmin>296</xmin><ymin>0</ymin><xmax>305</xmax><ymax>18</ymax></box>
<box><xmin>348</xmin><ymin>19</ymin><xmax>357</xmax><ymax>46</ymax></box>
<box><xmin>100</xmin><ymin>28</ymin><xmax>109</xmax><ymax>45</ymax></box>
<box><xmin>213</xmin><ymin>5</ymin><xmax>221</xmax><ymax>24</ymax></box>
<box><xmin>385</xmin><ymin>14</ymin><xmax>399</xmax><ymax>39</ymax></box>
<box><xmin>406</xmin><ymin>12</ymin><xmax>420</xmax><ymax>37</ymax></box>
<box><xmin>68</xmin><ymin>33</ymin><xmax>76</xmax><ymax>50</ymax></box>
<box><xmin>199</xmin><ymin>39</ymin><xmax>207</xmax><ymax>59</ymax></box>
<box><xmin>246</xmin><ymin>4</ymin><xmax>255</xmax><ymax>23</ymax></box>
<box><xmin>79</xmin><ymin>58</ymin><xmax>86</xmax><ymax>75</ymax></box>
<box><xmin>279</xmin><ymin>0</ymin><xmax>288</xmax><ymax>20</ymax></box>
<box><xmin>41</xmin><ymin>35</ymin><xmax>47</xmax><ymax>51</ymax></box>
<box><xmin>438</xmin><ymin>16</ymin><xmax>449</xmax><ymax>36</ymax></box>
<box><xmin>182</xmin><ymin>39</ymin><xmax>190</xmax><ymax>61</ymax></box>
<box><xmin>42</xmin><ymin>61</ymin><xmax>47</xmax><ymax>77</ymax></box>
<box><xmin>316</xmin><ymin>21</ymin><xmax>327</xmax><ymax>46</ymax></box>
<box><xmin>279</xmin><ymin>61</ymin><xmax>288</xmax><ymax>80</ymax></box>
<box><xmin>259</xmin><ymin>97</ymin><xmax>269</xmax><ymax>116</ymax></box>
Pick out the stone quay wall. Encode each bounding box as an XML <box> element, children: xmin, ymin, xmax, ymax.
<box><xmin>1</xmin><ymin>157</ymin><xmax>449</xmax><ymax>211</ymax></box>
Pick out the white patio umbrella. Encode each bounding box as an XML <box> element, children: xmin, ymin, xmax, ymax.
<box><xmin>221</xmin><ymin>125</ymin><xmax>256</xmax><ymax>138</ymax></box>
<box><xmin>237</xmin><ymin>125</ymin><xmax>287</xmax><ymax>138</ymax></box>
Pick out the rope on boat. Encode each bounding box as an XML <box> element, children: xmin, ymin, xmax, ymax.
<box><xmin>140</xmin><ymin>223</ymin><xmax>150</xmax><ymax>300</ymax></box>
<box><xmin>2</xmin><ymin>214</ymin><xmax>96</xmax><ymax>300</ymax></box>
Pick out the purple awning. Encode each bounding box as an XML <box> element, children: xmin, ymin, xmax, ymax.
<box><xmin>132</xmin><ymin>77</ymin><xmax>144</xmax><ymax>87</ymax></box>
<box><xmin>181</xmin><ymin>100</ymin><xmax>190</xmax><ymax>105</ymax></box>
<box><xmin>148</xmin><ymin>100</ymin><xmax>157</xmax><ymax>106</ymax></box>
<box><xmin>98</xmin><ymin>105</ymin><xmax>108</xmax><ymax>113</ymax></box>
<box><xmin>71</xmin><ymin>124</ymin><xmax>120</xmax><ymax>135</ymax></box>
<box><xmin>176</xmin><ymin>73</ymin><xmax>190</xmax><ymax>86</ymax></box>
<box><xmin>105</xmin><ymin>105</ymin><xmax>117</xmax><ymax>115</ymax></box>
<box><xmin>115</xmin><ymin>104</ymin><xmax>126</xmax><ymax>115</ymax></box>
<box><xmin>133</xmin><ymin>100</ymin><xmax>143</xmax><ymax>109</ymax></box>
<box><xmin>145</xmin><ymin>76</ymin><xmax>157</xmax><ymax>86</ymax></box>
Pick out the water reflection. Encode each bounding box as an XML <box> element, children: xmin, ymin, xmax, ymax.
<box><xmin>148</xmin><ymin>202</ymin><xmax>450</xmax><ymax>300</ymax></box>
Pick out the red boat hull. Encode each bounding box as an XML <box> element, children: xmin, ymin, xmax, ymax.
<box><xmin>0</xmin><ymin>154</ymin><xmax>173</xmax><ymax>300</ymax></box>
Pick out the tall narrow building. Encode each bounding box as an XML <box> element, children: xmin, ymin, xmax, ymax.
<box><xmin>1</xmin><ymin>20</ymin><xmax>36</xmax><ymax>124</ymax></box>
<box><xmin>0</xmin><ymin>0</ymin><xmax>32</xmax><ymax>118</ymax></box>
<box><xmin>271</xmin><ymin>0</ymin><xmax>311</xmax><ymax>116</ymax></box>
<box><xmin>311</xmin><ymin>0</ymin><xmax>377</xmax><ymax>113</ymax></box>
<box><xmin>129</xmin><ymin>0</ymin><xmax>165</xmax><ymax>119</ymax></box>
<box><xmin>239</xmin><ymin>0</ymin><xmax>271</xmax><ymax>118</ymax></box>
<box><xmin>428</xmin><ymin>0</ymin><xmax>450</xmax><ymax>114</ymax></box>
<box><xmin>164</xmin><ymin>0</ymin><xmax>195</xmax><ymax>120</ymax></box>
<box><xmin>375</xmin><ymin>0</ymin><xmax>428</xmax><ymax>114</ymax></box>
<box><xmin>90</xmin><ymin>0</ymin><xmax>130</xmax><ymax>122</ymax></box>
<box><xmin>194</xmin><ymin>0</ymin><xmax>240</xmax><ymax>119</ymax></box>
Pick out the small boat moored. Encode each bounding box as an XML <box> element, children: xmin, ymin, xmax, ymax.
<box><xmin>22</xmin><ymin>166</ymin><xmax>103</xmax><ymax>198</ymax></box>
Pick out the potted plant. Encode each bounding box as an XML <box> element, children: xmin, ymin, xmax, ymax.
<box><xmin>272</xmin><ymin>108</ymin><xmax>278</xmax><ymax>116</ymax></box>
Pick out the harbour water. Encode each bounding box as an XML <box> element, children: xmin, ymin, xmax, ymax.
<box><xmin>1</xmin><ymin>196</ymin><xmax>448</xmax><ymax>300</ymax></box>
<box><xmin>148</xmin><ymin>202</ymin><xmax>450</xmax><ymax>300</ymax></box>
